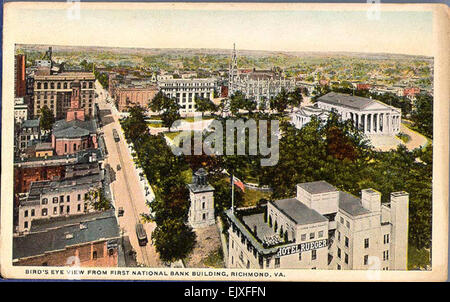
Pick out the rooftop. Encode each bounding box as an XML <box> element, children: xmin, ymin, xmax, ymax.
<box><xmin>271</xmin><ymin>198</ymin><xmax>328</xmax><ymax>225</ymax></box>
<box><xmin>298</xmin><ymin>180</ymin><xmax>338</xmax><ymax>194</ymax></box>
<box><xmin>21</xmin><ymin>119</ymin><xmax>40</xmax><ymax>129</ymax></box>
<box><xmin>53</xmin><ymin>119</ymin><xmax>97</xmax><ymax>139</ymax></box>
<box><xmin>13</xmin><ymin>210</ymin><xmax>119</xmax><ymax>260</ymax></box>
<box><xmin>317</xmin><ymin>92</ymin><xmax>379</xmax><ymax>110</ymax></box>
<box><xmin>338</xmin><ymin>192</ymin><xmax>370</xmax><ymax>216</ymax></box>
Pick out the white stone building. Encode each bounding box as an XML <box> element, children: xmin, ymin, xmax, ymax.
<box><xmin>158</xmin><ymin>78</ymin><xmax>218</xmax><ymax>115</ymax></box>
<box><xmin>226</xmin><ymin>180</ymin><xmax>409</xmax><ymax>270</ymax></box>
<box><xmin>316</xmin><ymin>92</ymin><xmax>402</xmax><ymax>135</ymax></box>
<box><xmin>291</xmin><ymin>105</ymin><xmax>329</xmax><ymax>130</ymax></box>
<box><xmin>227</xmin><ymin>44</ymin><xmax>297</xmax><ymax>108</ymax></box>
<box><xmin>187</xmin><ymin>169</ymin><xmax>215</xmax><ymax>229</ymax></box>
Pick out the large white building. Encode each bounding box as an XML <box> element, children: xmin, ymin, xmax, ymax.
<box><xmin>291</xmin><ymin>105</ymin><xmax>329</xmax><ymax>130</ymax></box>
<box><xmin>315</xmin><ymin>92</ymin><xmax>402</xmax><ymax>135</ymax></box>
<box><xmin>226</xmin><ymin>180</ymin><xmax>409</xmax><ymax>270</ymax></box>
<box><xmin>158</xmin><ymin>78</ymin><xmax>218</xmax><ymax>115</ymax></box>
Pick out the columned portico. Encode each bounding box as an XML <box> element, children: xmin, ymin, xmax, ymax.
<box><xmin>316</xmin><ymin>92</ymin><xmax>402</xmax><ymax>136</ymax></box>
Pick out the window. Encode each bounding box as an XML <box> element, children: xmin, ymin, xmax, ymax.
<box><xmin>337</xmin><ymin>248</ymin><xmax>341</xmax><ymax>259</ymax></box>
<box><xmin>345</xmin><ymin>253</ymin><xmax>349</xmax><ymax>264</ymax></box>
<box><xmin>318</xmin><ymin>231</ymin><xmax>324</xmax><ymax>238</ymax></box>
<box><xmin>384</xmin><ymin>234</ymin><xmax>390</xmax><ymax>244</ymax></box>
<box><xmin>77</xmin><ymin>204</ymin><xmax>81</xmax><ymax>212</ymax></box>
<box><xmin>24</xmin><ymin>221</ymin><xmax>28</xmax><ymax>229</ymax></box>
<box><xmin>108</xmin><ymin>249</ymin><xmax>114</xmax><ymax>256</ymax></box>
<box><xmin>60</xmin><ymin>195</ymin><xmax>64</xmax><ymax>203</ymax></box>
<box><xmin>309</xmin><ymin>232</ymin><xmax>315</xmax><ymax>240</ymax></box>
<box><xmin>24</xmin><ymin>210</ymin><xmax>28</xmax><ymax>218</ymax></box>
<box><xmin>364</xmin><ymin>255</ymin><xmax>369</xmax><ymax>265</ymax></box>
<box><xmin>31</xmin><ymin>209</ymin><xmax>35</xmax><ymax>217</ymax></box>
<box><xmin>231</xmin><ymin>256</ymin><xmax>234</xmax><ymax>265</ymax></box>
<box><xmin>345</xmin><ymin>237</ymin><xmax>349</xmax><ymax>248</ymax></box>
<box><xmin>383</xmin><ymin>250</ymin><xmax>389</xmax><ymax>261</ymax></box>
<box><xmin>53</xmin><ymin>197</ymin><xmax>58</xmax><ymax>204</ymax></box>
<box><xmin>42</xmin><ymin>208</ymin><xmax>48</xmax><ymax>216</ymax></box>
<box><xmin>311</xmin><ymin>250</ymin><xmax>317</xmax><ymax>261</ymax></box>
<box><xmin>202</xmin><ymin>202</ymin><xmax>205</xmax><ymax>209</ymax></box>
<box><xmin>42</xmin><ymin>198</ymin><xmax>48</xmax><ymax>205</ymax></box>
<box><xmin>53</xmin><ymin>207</ymin><xmax>57</xmax><ymax>214</ymax></box>
<box><xmin>266</xmin><ymin>258</ymin><xmax>270</xmax><ymax>267</ymax></box>
<box><xmin>93</xmin><ymin>251</ymin><xmax>98</xmax><ymax>260</ymax></box>
<box><xmin>67</xmin><ymin>206</ymin><xmax>70</xmax><ymax>213</ymax></box>
<box><xmin>78</xmin><ymin>194</ymin><xmax>81</xmax><ymax>201</ymax></box>
<box><xmin>338</xmin><ymin>231</ymin><xmax>341</xmax><ymax>241</ymax></box>
<box><xmin>246</xmin><ymin>260</ymin><xmax>250</xmax><ymax>269</ymax></box>
<box><xmin>275</xmin><ymin>258</ymin><xmax>280</xmax><ymax>268</ymax></box>
<box><xmin>66</xmin><ymin>195</ymin><xmax>70</xmax><ymax>202</ymax></box>
<box><xmin>346</xmin><ymin>221</ymin><xmax>350</xmax><ymax>228</ymax></box>
<box><xmin>202</xmin><ymin>213</ymin><xmax>206</xmax><ymax>220</ymax></box>
<box><xmin>364</xmin><ymin>238</ymin><xmax>370</xmax><ymax>249</ymax></box>
<box><xmin>301</xmin><ymin>234</ymin><xmax>306</xmax><ymax>241</ymax></box>
<box><xmin>337</xmin><ymin>264</ymin><xmax>341</xmax><ymax>270</ymax></box>
<box><xmin>340</xmin><ymin>217</ymin><xmax>344</xmax><ymax>224</ymax></box>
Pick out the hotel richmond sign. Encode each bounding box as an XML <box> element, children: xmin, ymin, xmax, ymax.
<box><xmin>276</xmin><ymin>239</ymin><xmax>328</xmax><ymax>257</ymax></box>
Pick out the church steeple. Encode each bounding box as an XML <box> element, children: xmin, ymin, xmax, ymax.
<box><xmin>66</xmin><ymin>80</ymin><xmax>85</xmax><ymax>122</ymax></box>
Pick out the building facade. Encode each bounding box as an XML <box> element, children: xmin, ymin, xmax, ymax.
<box><xmin>15</xmin><ymin>54</ymin><xmax>27</xmax><ymax>97</ymax></box>
<box><xmin>316</xmin><ymin>92</ymin><xmax>402</xmax><ymax>135</ymax></box>
<box><xmin>159</xmin><ymin>78</ymin><xmax>218</xmax><ymax>115</ymax></box>
<box><xmin>33</xmin><ymin>72</ymin><xmax>95</xmax><ymax>119</ymax></box>
<box><xmin>115</xmin><ymin>84</ymin><xmax>159</xmax><ymax>112</ymax></box>
<box><xmin>227</xmin><ymin>44</ymin><xmax>297</xmax><ymax>107</ymax></box>
<box><xmin>14</xmin><ymin>97</ymin><xmax>30</xmax><ymax>124</ymax></box>
<box><xmin>291</xmin><ymin>105</ymin><xmax>330</xmax><ymax>130</ymax></box>
<box><xmin>187</xmin><ymin>169</ymin><xmax>215</xmax><ymax>228</ymax></box>
<box><xmin>17</xmin><ymin>173</ymin><xmax>103</xmax><ymax>233</ymax></box>
<box><xmin>17</xmin><ymin>119</ymin><xmax>40</xmax><ymax>151</ymax></box>
<box><xmin>226</xmin><ymin>180</ymin><xmax>408</xmax><ymax>270</ymax></box>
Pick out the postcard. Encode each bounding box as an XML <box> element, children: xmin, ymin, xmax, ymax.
<box><xmin>1</xmin><ymin>2</ymin><xmax>448</xmax><ymax>281</ymax></box>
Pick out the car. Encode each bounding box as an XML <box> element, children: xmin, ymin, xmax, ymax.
<box><xmin>118</xmin><ymin>207</ymin><xmax>124</xmax><ymax>217</ymax></box>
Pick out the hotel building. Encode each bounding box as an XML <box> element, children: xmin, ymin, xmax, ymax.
<box><xmin>226</xmin><ymin>180</ymin><xmax>408</xmax><ymax>270</ymax></box>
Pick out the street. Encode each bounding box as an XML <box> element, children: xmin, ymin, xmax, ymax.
<box><xmin>95</xmin><ymin>82</ymin><xmax>162</xmax><ymax>267</ymax></box>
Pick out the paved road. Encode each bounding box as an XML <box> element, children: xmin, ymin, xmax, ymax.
<box><xmin>95</xmin><ymin>82</ymin><xmax>162</xmax><ymax>267</ymax></box>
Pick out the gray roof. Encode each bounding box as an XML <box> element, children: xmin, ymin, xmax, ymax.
<box><xmin>298</xmin><ymin>181</ymin><xmax>338</xmax><ymax>194</ymax></box>
<box><xmin>53</xmin><ymin>119</ymin><xmax>97</xmax><ymax>139</ymax></box>
<box><xmin>338</xmin><ymin>192</ymin><xmax>370</xmax><ymax>216</ymax></box>
<box><xmin>242</xmin><ymin>213</ymin><xmax>277</xmax><ymax>242</ymax></box>
<box><xmin>187</xmin><ymin>183</ymin><xmax>215</xmax><ymax>193</ymax></box>
<box><xmin>21</xmin><ymin>119</ymin><xmax>40</xmax><ymax>129</ymax></box>
<box><xmin>13</xmin><ymin>210</ymin><xmax>120</xmax><ymax>260</ymax></box>
<box><xmin>317</xmin><ymin>92</ymin><xmax>377</xmax><ymax>110</ymax></box>
<box><xmin>271</xmin><ymin>198</ymin><xmax>328</xmax><ymax>225</ymax></box>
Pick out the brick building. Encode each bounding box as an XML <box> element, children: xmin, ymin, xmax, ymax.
<box><xmin>51</xmin><ymin>81</ymin><xmax>98</xmax><ymax>156</ymax></box>
<box><xmin>115</xmin><ymin>84</ymin><xmax>159</xmax><ymax>112</ymax></box>
<box><xmin>15</xmin><ymin>54</ymin><xmax>27</xmax><ymax>97</ymax></box>
<box><xmin>33</xmin><ymin>72</ymin><xmax>95</xmax><ymax>119</ymax></box>
<box><xmin>13</xmin><ymin>210</ymin><xmax>120</xmax><ymax>267</ymax></box>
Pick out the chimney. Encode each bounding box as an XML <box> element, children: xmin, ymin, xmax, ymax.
<box><xmin>390</xmin><ymin>191</ymin><xmax>409</xmax><ymax>270</ymax></box>
<box><xmin>361</xmin><ymin>189</ymin><xmax>381</xmax><ymax>213</ymax></box>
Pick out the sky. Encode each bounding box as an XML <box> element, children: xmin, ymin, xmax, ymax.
<box><xmin>12</xmin><ymin>7</ymin><xmax>433</xmax><ymax>56</ymax></box>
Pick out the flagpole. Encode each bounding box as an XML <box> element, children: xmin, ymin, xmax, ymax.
<box><xmin>231</xmin><ymin>174</ymin><xmax>235</xmax><ymax>214</ymax></box>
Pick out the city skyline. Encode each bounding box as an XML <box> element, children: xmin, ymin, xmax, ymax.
<box><xmin>12</xmin><ymin>7</ymin><xmax>433</xmax><ymax>56</ymax></box>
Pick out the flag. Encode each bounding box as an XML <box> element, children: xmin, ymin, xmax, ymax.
<box><xmin>232</xmin><ymin>175</ymin><xmax>245</xmax><ymax>192</ymax></box>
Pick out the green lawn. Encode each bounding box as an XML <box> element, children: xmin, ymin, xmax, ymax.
<box><xmin>241</xmin><ymin>188</ymin><xmax>272</xmax><ymax>207</ymax></box>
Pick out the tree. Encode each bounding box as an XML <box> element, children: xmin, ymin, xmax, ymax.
<box><xmin>152</xmin><ymin>217</ymin><xmax>196</xmax><ymax>263</ymax></box>
<box><xmin>288</xmin><ymin>87</ymin><xmax>304</xmax><ymax>110</ymax></box>
<box><xmin>411</xmin><ymin>93</ymin><xmax>433</xmax><ymax>138</ymax></box>
<box><xmin>270</xmin><ymin>88</ymin><xmax>290</xmax><ymax>113</ymax></box>
<box><xmin>39</xmin><ymin>105</ymin><xmax>55</xmax><ymax>131</ymax></box>
<box><xmin>194</xmin><ymin>95</ymin><xmax>216</xmax><ymax>118</ymax></box>
<box><xmin>85</xmin><ymin>188</ymin><xmax>111</xmax><ymax>211</ymax></box>
<box><xmin>149</xmin><ymin>92</ymin><xmax>181</xmax><ymax>131</ymax></box>
<box><xmin>121</xmin><ymin>106</ymin><xmax>149</xmax><ymax>144</ymax></box>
